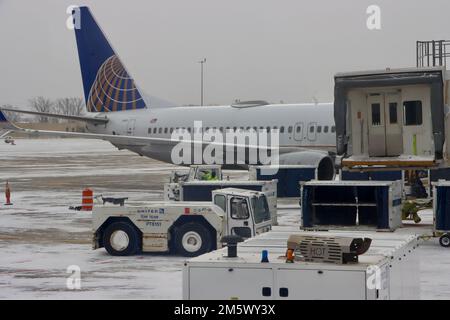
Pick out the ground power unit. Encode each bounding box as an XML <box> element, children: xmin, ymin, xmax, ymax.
<box><xmin>183</xmin><ymin>228</ymin><xmax>420</xmax><ymax>300</ymax></box>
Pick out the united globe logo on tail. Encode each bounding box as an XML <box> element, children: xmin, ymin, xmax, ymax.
<box><xmin>87</xmin><ymin>55</ymin><xmax>146</xmax><ymax>112</ymax></box>
<box><xmin>73</xmin><ymin>7</ymin><xmax>147</xmax><ymax>113</ymax></box>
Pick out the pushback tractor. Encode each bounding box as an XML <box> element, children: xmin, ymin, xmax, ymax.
<box><xmin>92</xmin><ymin>188</ymin><xmax>273</xmax><ymax>257</ymax></box>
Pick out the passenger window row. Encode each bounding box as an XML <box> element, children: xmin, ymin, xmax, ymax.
<box><xmin>147</xmin><ymin>125</ymin><xmax>336</xmax><ymax>135</ymax></box>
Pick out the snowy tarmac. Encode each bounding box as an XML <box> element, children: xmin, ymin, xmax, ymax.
<box><xmin>0</xmin><ymin>139</ymin><xmax>449</xmax><ymax>299</ymax></box>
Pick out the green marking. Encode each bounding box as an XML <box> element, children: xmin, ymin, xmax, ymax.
<box><xmin>412</xmin><ymin>134</ymin><xmax>417</xmax><ymax>156</ymax></box>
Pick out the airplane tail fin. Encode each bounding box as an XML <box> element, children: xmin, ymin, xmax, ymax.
<box><xmin>0</xmin><ymin>109</ymin><xmax>15</xmax><ymax>137</ymax></box>
<box><xmin>73</xmin><ymin>7</ymin><xmax>147</xmax><ymax>112</ymax></box>
<box><xmin>0</xmin><ymin>110</ymin><xmax>14</xmax><ymax>129</ymax></box>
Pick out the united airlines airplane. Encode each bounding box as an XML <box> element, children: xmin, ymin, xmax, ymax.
<box><xmin>0</xmin><ymin>6</ymin><xmax>336</xmax><ymax>178</ymax></box>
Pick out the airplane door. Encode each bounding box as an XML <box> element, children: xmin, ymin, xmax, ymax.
<box><xmin>368</xmin><ymin>94</ymin><xmax>386</xmax><ymax>156</ymax></box>
<box><xmin>385</xmin><ymin>93</ymin><xmax>403</xmax><ymax>156</ymax></box>
<box><xmin>293</xmin><ymin>122</ymin><xmax>303</xmax><ymax>141</ymax></box>
<box><xmin>125</xmin><ymin>119</ymin><xmax>136</xmax><ymax>136</ymax></box>
<box><xmin>307</xmin><ymin>122</ymin><xmax>317</xmax><ymax>141</ymax></box>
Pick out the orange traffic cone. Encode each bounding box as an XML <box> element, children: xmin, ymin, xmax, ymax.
<box><xmin>5</xmin><ymin>181</ymin><xmax>12</xmax><ymax>206</ymax></box>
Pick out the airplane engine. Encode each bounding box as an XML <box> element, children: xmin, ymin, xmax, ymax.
<box><xmin>279</xmin><ymin>151</ymin><xmax>336</xmax><ymax>180</ymax></box>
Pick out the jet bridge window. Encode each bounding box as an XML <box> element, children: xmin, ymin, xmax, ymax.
<box><xmin>230</xmin><ymin>197</ymin><xmax>250</xmax><ymax>220</ymax></box>
<box><xmin>403</xmin><ymin>100</ymin><xmax>423</xmax><ymax>126</ymax></box>
<box><xmin>371</xmin><ymin>103</ymin><xmax>382</xmax><ymax>126</ymax></box>
<box><xmin>389</xmin><ymin>103</ymin><xmax>398</xmax><ymax>124</ymax></box>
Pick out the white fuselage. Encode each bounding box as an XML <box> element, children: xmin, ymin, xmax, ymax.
<box><xmin>87</xmin><ymin>102</ymin><xmax>336</xmax><ymax>163</ymax></box>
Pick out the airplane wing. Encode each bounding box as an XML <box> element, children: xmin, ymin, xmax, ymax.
<box><xmin>0</xmin><ymin>107</ymin><xmax>108</xmax><ymax>125</ymax></box>
<box><xmin>0</xmin><ymin>109</ymin><xmax>15</xmax><ymax>137</ymax></box>
<box><xmin>3</xmin><ymin>119</ymin><xmax>277</xmax><ymax>150</ymax></box>
<box><xmin>0</xmin><ymin>130</ymin><xmax>12</xmax><ymax>138</ymax></box>
<box><xmin>1</xmin><ymin>108</ymin><xmax>277</xmax><ymax>151</ymax></box>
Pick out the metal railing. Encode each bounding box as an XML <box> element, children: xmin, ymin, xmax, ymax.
<box><xmin>416</xmin><ymin>40</ymin><xmax>450</xmax><ymax>68</ymax></box>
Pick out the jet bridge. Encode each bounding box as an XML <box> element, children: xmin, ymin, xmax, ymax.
<box><xmin>334</xmin><ymin>66</ymin><xmax>450</xmax><ymax>170</ymax></box>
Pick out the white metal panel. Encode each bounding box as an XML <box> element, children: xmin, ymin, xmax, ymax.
<box><xmin>401</xmin><ymin>85</ymin><xmax>432</xmax><ymax>156</ymax></box>
<box><xmin>275</xmin><ymin>269</ymin><xmax>366</xmax><ymax>300</ymax></box>
<box><xmin>188</xmin><ymin>267</ymin><xmax>273</xmax><ymax>300</ymax></box>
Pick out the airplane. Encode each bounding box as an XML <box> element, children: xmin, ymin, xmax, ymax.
<box><xmin>0</xmin><ymin>6</ymin><xmax>336</xmax><ymax>179</ymax></box>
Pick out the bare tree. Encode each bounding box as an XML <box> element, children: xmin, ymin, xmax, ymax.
<box><xmin>1</xmin><ymin>104</ymin><xmax>22</xmax><ymax>122</ymax></box>
<box><xmin>55</xmin><ymin>97</ymin><xmax>85</xmax><ymax>117</ymax></box>
<box><xmin>29</xmin><ymin>96</ymin><xmax>54</xmax><ymax>123</ymax></box>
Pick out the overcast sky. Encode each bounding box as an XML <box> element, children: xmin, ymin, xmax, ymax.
<box><xmin>0</xmin><ymin>0</ymin><xmax>448</xmax><ymax>108</ymax></box>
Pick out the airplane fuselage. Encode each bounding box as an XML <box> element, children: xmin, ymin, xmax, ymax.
<box><xmin>87</xmin><ymin>102</ymin><xmax>336</xmax><ymax>163</ymax></box>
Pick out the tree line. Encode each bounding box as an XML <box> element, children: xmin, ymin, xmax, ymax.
<box><xmin>2</xmin><ymin>97</ymin><xmax>85</xmax><ymax>123</ymax></box>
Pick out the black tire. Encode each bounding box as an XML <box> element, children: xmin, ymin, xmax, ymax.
<box><xmin>103</xmin><ymin>221</ymin><xmax>140</xmax><ymax>256</ymax></box>
<box><xmin>174</xmin><ymin>222</ymin><xmax>212</xmax><ymax>257</ymax></box>
<box><xmin>439</xmin><ymin>234</ymin><xmax>450</xmax><ymax>248</ymax></box>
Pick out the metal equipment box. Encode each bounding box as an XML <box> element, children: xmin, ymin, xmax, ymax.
<box><xmin>183</xmin><ymin>227</ymin><xmax>420</xmax><ymax>300</ymax></box>
<box><xmin>249</xmin><ymin>165</ymin><xmax>322</xmax><ymax>197</ymax></box>
<box><xmin>340</xmin><ymin>170</ymin><xmax>402</xmax><ymax>182</ymax></box>
<box><xmin>301</xmin><ymin>180</ymin><xmax>403</xmax><ymax>231</ymax></box>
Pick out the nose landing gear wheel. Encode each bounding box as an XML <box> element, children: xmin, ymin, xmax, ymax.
<box><xmin>439</xmin><ymin>234</ymin><xmax>450</xmax><ymax>248</ymax></box>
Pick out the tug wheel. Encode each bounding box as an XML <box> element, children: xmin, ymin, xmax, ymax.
<box><xmin>174</xmin><ymin>223</ymin><xmax>212</xmax><ymax>257</ymax></box>
<box><xmin>439</xmin><ymin>234</ymin><xmax>450</xmax><ymax>248</ymax></box>
<box><xmin>103</xmin><ymin>222</ymin><xmax>139</xmax><ymax>256</ymax></box>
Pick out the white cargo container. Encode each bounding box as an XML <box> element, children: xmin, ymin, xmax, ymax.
<box><xmin>183</xmin><ymin>227</ymin><xmax>420</xmax><ymax>300</ymax></box>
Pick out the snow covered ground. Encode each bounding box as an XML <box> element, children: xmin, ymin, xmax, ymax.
<box><xmin>0</xmin><ymin>139</ymin><xmax>449</xmax><ymax>299</ymax></box>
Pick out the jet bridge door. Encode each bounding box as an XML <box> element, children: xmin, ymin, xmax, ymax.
<box><xmin>368</xmin><ymin>93</ymin><xmax>403</xmax><ymax>157</ymax></box>
<box><xmin>385</xmin><ymin>93</ymin><xmax>403</xmax><ymax>156</ymax></box>
<box><xmin>368</xmin><ymin>94</ymin><xmax>386</xmax><ymax>156</ymax></box>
